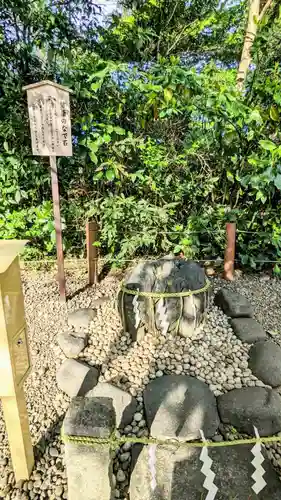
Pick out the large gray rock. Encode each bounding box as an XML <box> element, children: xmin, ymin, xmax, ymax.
<box><xmin>143</xmin><ymin>375</ymin><xmax>219</xmax><ymax>441</ymax></box>
<box><xmin>214</xmin><ymin>289</ymin><xmax>252</xmax><ymax>317</ymax></box>
<box><xmin>63</xmin><ymin>397</ymin><xmax>115</xmax><ymax>438</ymax></box>
<box><xmin>130</xmin><ymin>443</ymin><xmax>281</xmax><ymax>500</ymax></box>
<box><xmin>85</xmin><ymin>382</ymin><xmax>137</xmax><ymax>428</ymax></box>
<box><xmin>217</xmin><ymin>387</ymin><xmax>281</xmax><ymax>436</ymax></box>
<box><xmin>56</xmin><ymin>359</ymin><xmax>99</xmax><ymax>398</ymax></box>
<box><xmin>249</xmin><ymin>340</ymin><xmax>281</xmax><ymax>387</ymax></box>
<box><xmin>119</xmin><ymin>257</ymin><xmax>209</xmax><ymax>341</ymax></box>
<box><xmin>57</xmin><ymin>331</ymin><xmax>87</xmax><ymax>358</ymax></box>
<box><xmin>68</xmin><ymin>308</ymin><xmax>97</xmax><ymax>330</ymax></box>
<box><xmin>65</xmin><ymin>444</ymin><xmax>113</xmax><ymax>500</ymax></box>
<box><xmin>64</xmin><ymin>397</ymin><xmax>115</xmax><ymax>500</ymax></box>
<box><xmin>230</xmin><ymin>317</ymin><xmax>267</xmax><ymax>344</ymax></box>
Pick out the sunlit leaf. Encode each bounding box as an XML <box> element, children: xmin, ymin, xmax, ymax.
<box><xmin>259</xmin><ymin>140</ymin><xmax>276</xmax><ymax>151</ymax></box>
<box><xmin>249</xmin><ymin>109</ymin><xmax>262</xmax><ymax>123</ymax></box>
<box><xmin>93</xmin><ymin>171</ymin><xmax>103</xmax><ymax>180</ymax></box>
<box><xmin>90</xmin><ymin>151</ymin><xmax>98</xmax><ymax>164</ymax></box>
<box><xmin>113</xmin><ymin>126</ymin><xmax>126</xmax><ymax>135</ymax></box>
<box><xmin>106</xmin><ymin>169</ymin><xmax>115</xmax><ymax>180</ymax></box>
<box><xmin>270</xmin><ymin>106</ymin><xmax>279</xmax><ymax>121</ymax></box>
<box><xmin>227</xmin><ymin>171</ymin><xmax>234</xmax><ymax>182</ymax></box>
<box><xmin>173</xmin><ymin>245</ymin><xmax>182</xmax><ymax>253</ymax></box>
<box><xmin>102</xmin><ymin>134</ymin><xmax>111</xmax><ymax>143</ymax></box>
<box><xmin>91</xmin><ymin>82</ymin><xmax>101</xmax><ymax>92</ymax></box>
<box><xmin>15</xmin><ymin>190</ymin><xmax>21</xmax><ymax>203</ymax></box>
<box><xmin>164</xmin><ymin>88</ymin><xmax>173</xmax><ymax>102</ymax></box>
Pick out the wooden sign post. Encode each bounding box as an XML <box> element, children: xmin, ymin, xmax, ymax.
<box><xmin>86</xmin><ymin>220</ymin><xmax>99</xmax><ymax>285</ymax></box>
<box><xmin>0</xmin><ymin>240</ymin><xmax>34</xmax><ymax>481</ymax></box>
<box><xmin>224</xmin><ymin>222</ymin><xmax>236</xmax><ymax>280</ymax></box>
<box><xmin>23</xmin><ymin>80</ymin><xmax>73</xmax><ymax>301</ymax></box>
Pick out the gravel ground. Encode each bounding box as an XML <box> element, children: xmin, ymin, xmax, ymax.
<box><xmin>1</xmin><ymin>266</ymin><xmax>281</xmax><ymax>499</ymax></box>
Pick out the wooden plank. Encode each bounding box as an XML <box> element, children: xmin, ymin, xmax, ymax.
<box><xmin>50</xmin><ymin>156</ymin><xmax>66</xmax><ymax>300</ymax></box>
<box><xmin>2</xmin><ymin>387</ymin><xmax>34</xmax><ymax>481</ymax></box>
<box><xmin>86</xmin><ymin>221</ymin><xmax>99</xmax><ymax>285</ymax></box>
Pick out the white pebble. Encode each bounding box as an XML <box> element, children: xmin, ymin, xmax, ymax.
<box><xmin>116</xmin><ymin>470</ymin><xmax>126</xmax><ymax>482</ymax></box>
<box><xmin>134</xmin><ymin>413</ymin><xmax>143</xmax><ymax>422</ymax></box>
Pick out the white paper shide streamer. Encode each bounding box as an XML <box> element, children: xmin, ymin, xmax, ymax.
<box><xmin>251</xmin><ymin>426</ymin><xmax>267</xmax><ymax>495</ymax></box>
<box><xmin>157</xmin><ymin>297</ymin><xmax>169</xmax><ymax>336</ymax></box>
<box><xmin>148</xmin><ymin>444</ymin><xmax>157</xmax><ymax>491</ymax></box>
<box><xmin>199</xmin><ymin>430</ymin><xmax>218</xmax><ymax>500</ymax></box>
<box><xmin>132</xmin><ymin>288</ymin><xmax>141</xmax><ymax>329</ymax></box>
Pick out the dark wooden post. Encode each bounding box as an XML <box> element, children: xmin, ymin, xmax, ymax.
<box><xmin>50</xmin><ymin>156</ymin><xmax>66</xmax><ymax>300</ymax></box>
<box><xmin>224</xmin><ymin>222</ymin><xmax>236</xmax><ymax>281</ymax></box>
<box><xmin>86</xmin><ymin>220</ymin><xmax>99</xmax><ymax>285</ymax></box>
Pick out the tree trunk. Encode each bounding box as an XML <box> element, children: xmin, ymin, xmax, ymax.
<box><xmin>237</xmin><ymin>0</ymin><xmax>260</xmax><ymax>91</ymax></box>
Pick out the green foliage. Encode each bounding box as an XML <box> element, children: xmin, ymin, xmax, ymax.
<box><xmin>1</xmin><ymin>0</ymin><xmax>281</xmax><ymax>270</ymax></box>
<box><xmin>97</xmin><ymin>0</ymin><xmax>245</xmax><ymax>64</ymax></box>
<box><xmin>87</xmin><ymin>194</ymin><xmax>178</xmax><ymax>263</ymax></box>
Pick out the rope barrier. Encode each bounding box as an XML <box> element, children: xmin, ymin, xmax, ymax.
<box><xmin>120</xmin><ymin>279</ymin><xmax>211</xmax><ymax>299</ymax></box>
<box><xmin>61</xmin><ymin>430</ymin><xmax>281</xmax><ymax>449</ymax></box>
<box><xmin>58</xmin><ymin>227</ymin><xmax>277</xmax><ymax>235</ymax></box>
<box><xmin>20</xmin><ymin>257</ymin><xmax>281</xmax><ymax>265</ymax></box>
<box><xmin>14</xmin><ymin>223</ymin><xmax>279</xmax><ymax>236</ymax></box>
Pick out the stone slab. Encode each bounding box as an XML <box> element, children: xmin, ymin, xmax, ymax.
<box><xmin>63</xmin><ymin>397</ymin><xmax>115</xmax><ymax>438</ymax></box>
<box><xmin>214</xmin><ymin>289</ymin><xmax>252</xmax><ymax>318</ymax></box>
<box><xmin>64</xmin><ymin>397</ymin><xmax>116</xmax><ymax>500</ymax></box>
<box><xmin>217</xmin><ymin>387</ymin><xmax>281</xmax><ymax>436</ymax></box>
<box><xmin>130</xmin><ymin>443</ymin><xmax>281</xmax><ymax>500</ymax></box>
<box><xmin>249</xmin><ymin>340</ymin><xmax>281</xmax><ymax>387</ymax></box>
<box><xmin>230</xmin><ymin>317</ymin><xmax>267</xmax><ymax>344</ymax></box>
<box><xmin>86</xmin><ymin>382</ymin><xmax>137</xmax><ymax>428</ymax></box>
<box><xmin>56</xmin><ymin>359</ymin><xmax>99</xmax><ymax>398</ymax></box>
<box><xmin>144</xmin><ymin>375</ymin><xmax>220</xmax><ymax>441</ymax></box>
<box><xmin>65</xmin><ymin>444</ymin><xmax>113</xmax><ymax>500</ymax></box>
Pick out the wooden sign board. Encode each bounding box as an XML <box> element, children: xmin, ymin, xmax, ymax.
<box><xmin>23</xmin><ymin>80</ymin><xmax>73</xmax><ymax>300</ymax></box>
<box><xmin>23</xmin><ymin>81</ymin><xmax>72</xmax><ymax>157</ymax></box>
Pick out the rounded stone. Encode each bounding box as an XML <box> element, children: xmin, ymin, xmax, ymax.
<box><xmin>134</xmin><ymin>413</ymin><xmax>143</xmax><ymax>422</ymax></box>
<box><xmin>49</xmin><ymin>447</ymin><xmax>59</xmax><ymax>458</ymax></box>
<box><xmin>249</xmin><ymin>341</ymin><xmax>281</xmax><ymax>387</ymax></box>
<box><xmin>218</xmin><ymin>387</ymin><xmax>281</xmax><ymax>436</ymax></box>
<box><xmin>54</xmin><ymin>485</ymin><xmax>64</xmax><ymax>496</ymax></box>
<box><xmin>230</xmin><ymin>318</ymin><xmax>267</xmax><ymax>344</ymax></box>
<box><xmin>144</xmin><ymin>374</ymin><xmax>219</xmax><ymax>441</ymax></box>
<box><xmin>122</xmin><ymin>442</ymin><xmax>132</xmax><ymax>452</ymax></box>
<box><xmin>116</xmin><ymin>470</ymin><xmax>126</xmax><ymax>483</ymax></box>
<box><xmin>119</xmin><ymin>452</ymin><xmax>130</xmax><ymax>463</ymax></box>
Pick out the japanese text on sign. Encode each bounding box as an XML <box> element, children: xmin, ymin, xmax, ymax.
<box><xmin>26</xmin><ymin>84</ymin><xmax>72</xmax><ymax>156</ymax></box>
